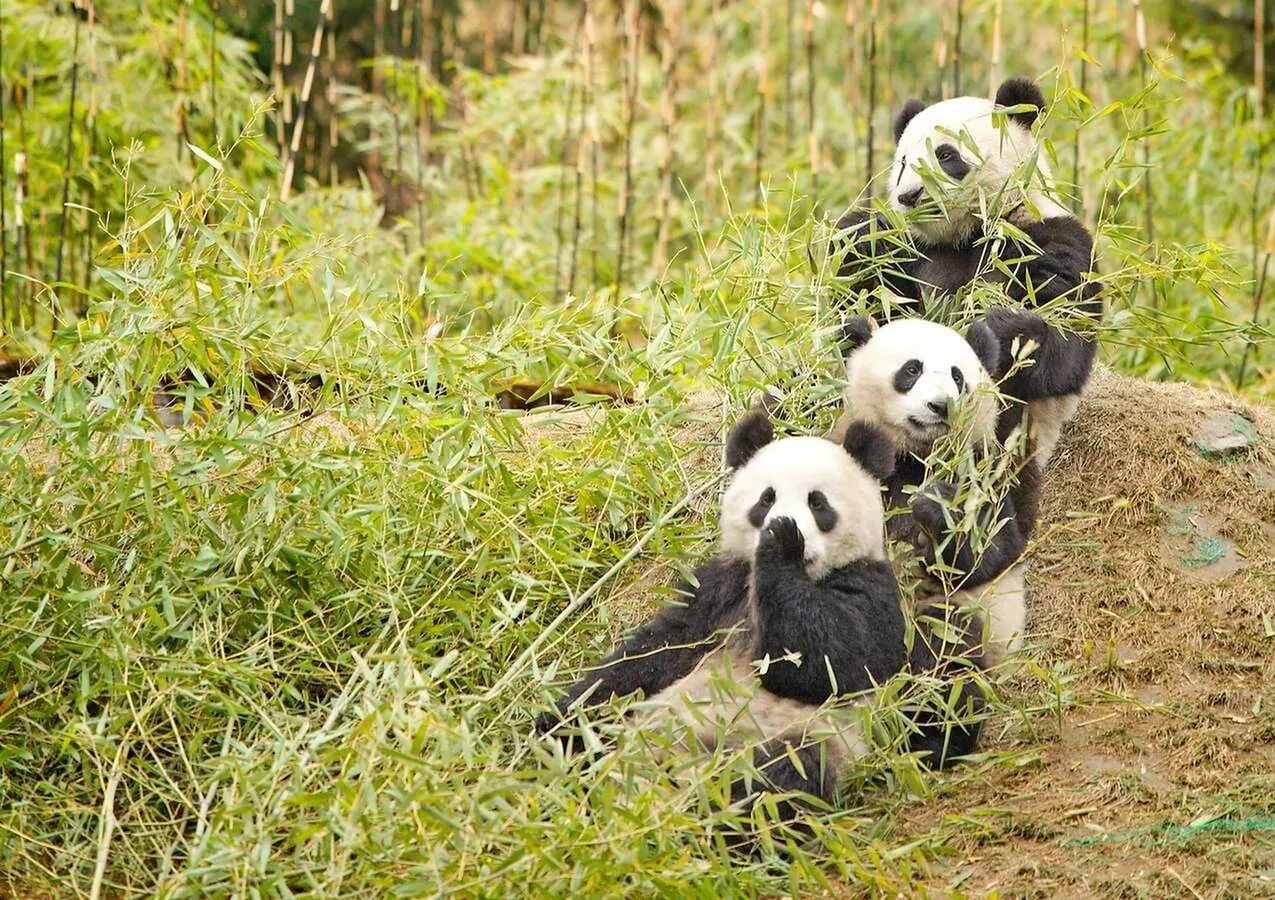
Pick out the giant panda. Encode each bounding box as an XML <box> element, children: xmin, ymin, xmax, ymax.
<box><xmin>832</xmin><ymin>76</ymin><xmax>1102</xmax><ymax>467</ymax></box>
<box><xmin>835</xmin><ymin>316</ymin><xmax>1037</xmax><ymax>666</ymax></box>
<box><xmin>537</xmin><ymin>410</ymin><xmax>984</xmax><ymax>829</ymax></box>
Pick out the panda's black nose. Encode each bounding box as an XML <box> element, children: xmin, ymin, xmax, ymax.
<box><xmin>926</xmin><ymin>400</ymin><xmax>948</xmax><ymax>419</ymax></box>
<box><xmin>898</xmin><ymin>187</ymin><xmax>924</xmax><ymax>208</ymax></box>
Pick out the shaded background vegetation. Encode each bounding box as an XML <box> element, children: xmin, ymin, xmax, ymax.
<box><xmin>0</xmin><ymin>1</ymin><xmax>1272</xmax><ymax>896</ymax></box>
<box><xmin>0</xmin><ymin>0</ymin><xmax>1271</xmax><ymax>390</ymax></box>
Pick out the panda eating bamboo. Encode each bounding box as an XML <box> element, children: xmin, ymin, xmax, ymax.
<box><xmin>536</xmin><ymin>411</ymin><xmax>984</xmax><ymax>830</ymax></box>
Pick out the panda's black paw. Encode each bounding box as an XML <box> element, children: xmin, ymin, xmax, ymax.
<box><xmin>911</xmin><ymin>481</ymin><xmax>957</xmax><ymax>533</ymax></box>
<box><xmin>757</xmin><ymin>517</ymin><xmax>805</xmax><ymax>565</ymax></box>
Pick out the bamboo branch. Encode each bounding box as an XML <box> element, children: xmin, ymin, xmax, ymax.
<box><xmin>0</xmin><ymin>6</ymin><xmax>7</xmax><ymax>325</ymax></box>
<box><xmin>615</xmin><ymin>0</ymin><xmax>639</xmax><ymax>293</ymax></box>
<box><xmin>753</xmin><ymin>3</ymin><xmax>768</xmax><ymax>203</ymax></box>
<box><xmin>551</xmin><ymin>4</ymin><xmax>585</xmax><ymax>299</ymax></box>
<box><xmin>54</xmin><ymin>0</ymin><xmax>84</xmax><ymax>332</ymax></box>
<box><xmin>279</xmin><ymin>0</ymin><xmax>333</xmax><ymax>203</ymax></box>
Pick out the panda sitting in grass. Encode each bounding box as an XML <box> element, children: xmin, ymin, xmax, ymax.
<box><xmin>536</xmin><ymin>410</ymin><xmax>984</xmax><ymax>830</ymax></box>
<box><xmin>832</xmin><ymin>76</ymin><xmax>1102</xmax><ymax>467</ymax></box>
<box><xmin>835</xmin><ymin>316</ymin><xmax>1036</xmax><ymax>666</ymax></box>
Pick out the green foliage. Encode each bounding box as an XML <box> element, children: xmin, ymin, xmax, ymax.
<box><xmin>0</xmin><ymin>0</ymin><xmax>1272</xmax><ymax>894</ymax></box>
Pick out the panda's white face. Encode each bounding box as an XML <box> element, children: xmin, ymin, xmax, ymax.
<box><xmin>891</xmin><ymin>97</ymin><xmax>1064</xmax><ymax>245</ymax></box>
<box><xmin>720</xmin><ymin>436</ymin><xmax>886</xmax><ymax>581</ymax></box>
<box><xmin>844</xmin><ymin>319</ymin><xmax>997</xmax><ymax>454</ymax></box>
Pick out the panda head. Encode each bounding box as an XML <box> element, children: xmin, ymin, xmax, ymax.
<box><xmin>841</xmin><ymin>317</ymin><xmax>1001</xmax><ymax>455</ymax></box>
<box><xmin>890</xmin><ymin>77</ymin><xmax>1067</xmax><ymax>245</ymax></box>
<box><xmin>718</xmin><ymin>411</ymin><xmax>895</xmax><ymax>580</ymax></box>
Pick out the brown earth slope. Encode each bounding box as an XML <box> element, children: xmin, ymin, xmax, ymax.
<box><xmin>905</xmin><ymin>367</ymin><xmax>1275</xmax><ymax>898</ymax></box>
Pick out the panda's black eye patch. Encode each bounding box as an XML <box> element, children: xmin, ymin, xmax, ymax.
<box><xmin>747</xmin><ymin>486</ymin><xmax>776</xmax><ymax>528</ymax></box>
<box><xmin>893</xmin><ymin>359</ymin><xmax>924</xmax><ymax>393</ymax></box>
<box><xmin>808</xmin><ymin>490</ymin><xmax>839</xmax><ymax>533</ymax></box>
<box><xmin>951</xmin><ymin>367</ymin><xmax>965</xmax><ymax>391</ymax></box>
<box><xmin>934</xmin><ymin>143</ymin><xmax>970</xmax><ymax>181</ymax></box>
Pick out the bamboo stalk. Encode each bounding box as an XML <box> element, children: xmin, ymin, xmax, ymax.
<box><xmin>176</xmin><ymin>0</ymin><xmax>190</xmax><ymax>159</ymax></box>
<box><xmin>585</xmin><ymin>0</ymin><xmax>599</xmax><ymax>290</ymax></box>
<box><xmin>704</xmin><ymin>0</ymin><xmax>720</xmax><ymax>187</ymax></box>
<box><xmin>15</xmin><ymin>68</ymin><xmax>32</xmax><ymax>323</ymax></box>
<box><xmin>273</xmin><ymin>0</ymin><xmax>285</xmax><ymax>144</ymax></box>
<box><xmin>653</xmin><ymin>0</ymin><xmax>681</xmax><ymax>271</ymax></box>
<box><xmin>567</xmin><ymin>0</ymin><xmax>591</xmax><ymax>297</ymax></box>
<box><xmin>785</xmin><ymin>0</ymin><xmax>795</xmax><ymax>149</ymax></box>
<box><xmin>989</xmin><ymin>0</ymin><xmax>1003</xmax><ymax>94</ymax></box>
<box><xmin>1238</xmin><ymin>0</ymin><xmax>1269</xmax><ymax>389</ymax></box>
<box><xmin>327</xmin><ymin>25</ymin><xmax>337</xmax><ymax>188</ymax></box>
<box><xmin>0</xmin><ymin>6</ymin><xmax>7</xmax><ymax>325</ymax></box>
<box><xmin>615</xmin><ymin>0</ymin><xmax>639</xmax><ymax>293</ymax></box>
<box><xmin>953</xmin><ymin>0</ymin><xmax>963</xmax><ymax>96</ymax></box>
<box><xmin>866</xmin><ymin>0</ymin><xmax>878</xmax><ymax>191</ymax></box>
<box><xmin>211</xmin><ymin>0</ymin><xmax>218</xmax><ymax>129</ymax></box>
<box><xmin>81</xmin><ymin>0</ymin><xmax>98</xmax><ymax>304</ymax></box>
<box><xmin>1132</xmin><ymin>0</ymin><xmax>1155</xmax><ymax>251</ymax></box>
<box><xmin>1072</xmin><ymin>0</ymin><xmax>1090</xmax><ymax>214</ymax></box>
<box><xmin>279</xmin><ymin>0</ymin><xmax>332</xmax><ymax>203</ymax></box>
<box><xmin>483</xmin><ymin>1</ymin><xmax>497</xmax><ymax>73</ymax></box>
<box><xmin>551</xmin><ymin>4</ymin><xmax>584</xmax><ymax>299</ymax></box>
<box><xmin>54</xmin><ymin>0</ymin><xmax>83</xmax><ymax>332</ymax></box>
<box><xmin>14</xmin><ymin>151</ymin><xmax>27</xmax><ymax>325</ymax></box>
<box><xmin>391</xmin><ymin>1</ymin><xmax>404</xmax><ymax>205</ymax></box>
<box><xmin>414</xmin><ymin>0</ymin><xmax>431</xmax><ymax>231</ymax></box>
<box><xmin>284</xmin><ymin>0</ymin><xmax>295</xmax><ymax>128</ymax></box>
<box><xmin>753</xmin><ymin>3</ymin><xmax>768</xmax><ymax>202</ymax></box>
<box><xmin>805</xmin><ymin>0</ymin><xmax>817</xmax><ymax>191</ymax></box>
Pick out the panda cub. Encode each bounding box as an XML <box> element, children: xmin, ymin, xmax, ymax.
<box><xmin>538</xmin><ymin>412</ymin><xmax>981</xmax><ymax>822</ymax></box>
<box><xmin>838</xmin><ymin>316</ymin><xmax>1037</xmax><ymax>666</ymax></box>
<box><xmin>833</xmin><ymin>77</ymin><xmax>1102</xmax><ymax>465</ymax></box>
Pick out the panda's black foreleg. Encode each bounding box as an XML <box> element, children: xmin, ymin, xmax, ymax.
<box><xmin>535</xmin><ymin>556</ymin><xmax>750</xmax><ymax>738</ymax></box>
<box><xmin>984</xmin><ymin>307</ymin><xmax>1097</xmax><ymax>402</ymax></box>
<box><xmin>911</xmin><ymin>485</ymin><xmax>1026</xmax><ymax>588</ymax></box>
<box><xmin>829</xmin><ymin>209</ymin><xmax>923</xmax><ymax>303</ymax></box>
<box><xmin>749</xmin><ymin>518</ymin><xmax>905</xmax><ymax>705</ymax></box>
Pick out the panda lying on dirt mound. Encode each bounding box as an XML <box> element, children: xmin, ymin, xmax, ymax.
<box><xmin>836</xmin><ymin>317</ymin><xmax>1037</xmax><ymax>665</ymax></box>
<box><xmin>537</xmin><ymin>411</ymin><xmax>984</xmax><ymax>827</ymax></box>
<box><xmin>832</xmin><ymin>77</ymin><xmax>1102</xmax><ymax>466</ymax></box>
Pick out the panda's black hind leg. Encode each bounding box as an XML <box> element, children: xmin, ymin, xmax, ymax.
<box><xmin>535</xmin><ymin>556</ymin><xmax>751</xmax><ymax>746</ymax></box>
<box><xmin>723</xmin><ymin>739</ymin><xmax>834</xmax><ymax>845</ymax></box>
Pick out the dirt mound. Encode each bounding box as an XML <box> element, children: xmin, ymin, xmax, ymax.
<box><xmin>910</xmin><ymin>367</ymin><xmax>1275</xmax><ymax>896</ymax></box>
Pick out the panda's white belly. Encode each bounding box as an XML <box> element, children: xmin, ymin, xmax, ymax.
<box><xmin>634</xmin><ymin>647</ymin><xmax>868</xmax><ymax>767</ymax></box>
<box><xmin>1028</xmin><ymin>392</ymin><xmax>1082</xmax><ymax>468</ymax></box>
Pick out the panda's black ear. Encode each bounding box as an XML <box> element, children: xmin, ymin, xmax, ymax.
<box><xmin>893</xmin><ymin>98</ymin><xmax>927</xmax><ymax>143</ymax></box>
<box><xmin>840</xmin><ymin>316</ymin><xmax>875</xmax><ymax>358</ymax></box>
<box><xmin>842</xmin><ymin>422</ymin><xmax>896</xmax><ymax>481</ymax></box>
<box><xmin>725</xmin><ymin>410</ymin><xmax>774</xmax><ymax>469</ymax></box>
<box><xmin>994</xmin><ymin>77</ymin><xmax>1046</xmax><ymax>130</ymax></box>
<box><xmin>965</xmin><ymin>321</ymin><xmax>1003</xmax><ymax>377</ymax></box>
